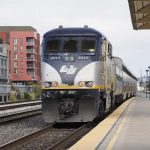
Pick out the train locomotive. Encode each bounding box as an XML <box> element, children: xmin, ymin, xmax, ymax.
<box><xmin>41</xmin><ymin>26</ymin><xmax>137</xmax><ymax>123</ymax></box>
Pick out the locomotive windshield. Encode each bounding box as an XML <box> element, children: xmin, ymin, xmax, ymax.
<box><xmin>46</xmin><ymin>39</ymin><xmax>61</xmax><ymax>52</ymax></box>
<box><xmin>45</xmin><ymin>37</ymin><xmax>96</xmax><ymax>53</ymax></box>
<box><xmin>81</xmin><ymin>39</ymin><xmax>96</xmax><ymax>52</ymax></box>
<box><xmin>63</xmin><ymin>37</ymin><xmax>78</xmax><ymax>52</ymax></box>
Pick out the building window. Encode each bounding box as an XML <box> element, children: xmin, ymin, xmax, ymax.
<box><xmin>3</xmin><ymin>59</ymin><xmax>7</xmax><ymax>67</ymax></box>
<box><xmin>20</xmin><ymin>46</ymin><xmax>23</xmax><ymax>52</ymax></box>
<box><xmin>13</xmin><ymin>38</ymin><xmax>18</xmax><ymax>45</ymax></box>
<box><xmin>20</xmin><ymin>68</ymin><xmax>23</xmax><ymax>74</ymax></box>
<box><xmin>14</xmin><ymin>53</ymin><xmax>17</xmax><ymax>60</ymax></box>
<box><xmin>0</xmin><ymin>47</ymin><xmax>3</xmax><ymax>53</ymax></box>
<box><xmin>1</xmin><ymin>69</ymin><xmax>4</xmax><ymax>77</ymax></box>
<box><xmin>4</xmin><ymin>69</ymin><xmax>7</xmax><ymax>77</ymax></box>
<box><xmin>20</xmin><ymin>62</ymin><xmax>23</xmax><ymax>67</ymax></box>
<box><xmin>20</xmin><ymin>38</ymin><xmax>23</xmax><ymax>45</ymax></box>
<box><xmin>0</xmin><ymin>38</ymin><xmax>3</xmax><ymax>44</ymax></box>
<box><xmin>14</xmin><ymin>61</ymin><xmax>17</xmax><ymax>68</ymax></box>
<box><xmin>0</xmin><ymin>96</ymin><xmax>2</xmax><ymax>102</ymax></box>
<box><xmin>14</xmin><ymin>46</ymin><xmax>18</xmax><ymax>52</ymax></box>
<box><xmin>1</xmin><ymin>59</ymin><xmax>3</xmax><ymax>66</ymax></box>
<box><xmin>14</xmin><ymin>68</ymin><xmax>17</xmax><ymax>75</ymax></box>
<box><xmin>20</xmin><ymin>54</ymin><xmax>23</xmax><ymax>60</ymax></box>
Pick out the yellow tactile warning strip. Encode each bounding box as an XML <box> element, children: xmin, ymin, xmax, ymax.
<box><xmin>69</xmin><ymin>97</ymin><xmax>134</xmax><ymax>150</ymax></box>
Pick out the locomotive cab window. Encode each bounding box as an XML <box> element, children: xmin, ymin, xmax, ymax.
<box><xmin>46</xmin><ymin>39</ymin><xmax>61</xmax><ymax>52</ymax></box>
<box><xmin>81</xmin><ymin>39</ymin><xmax>96</xmax><ymax>52</ymax></box>
<box><xmin>63</xmin><ymin>38</ymin><xmax>78</xmax><ymax>52</ymax></box>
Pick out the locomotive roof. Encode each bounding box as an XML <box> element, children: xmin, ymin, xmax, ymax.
<box><xmin>113</xmin><ymin>56</ymin><xmax>137</xmax><ymax>81</ymax></box>
<box><xmin>123</xmin><ymin>64</ymin><xmax>137</xmax><ymax>81</ymax></box>
<box><xmin>43</xmin><ymin>27</ymin><xmax>103</xmax><ymax>37</ymax></box>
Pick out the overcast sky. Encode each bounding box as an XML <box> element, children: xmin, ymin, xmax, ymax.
<box><xmin>1</xmin><ymin>0</ymin><xmax>150</xmax><ymax>77</ymax></box>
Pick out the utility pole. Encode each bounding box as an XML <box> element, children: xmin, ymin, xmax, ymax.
<box><xmin>146</xmin><ymin>70</ymin><xmax>149</xmax><ymax>98</ymax></box>
<box><xmin>148</xmin><ymin>66</ymin><xmax>150</xmax><ymax>99</ymax></box>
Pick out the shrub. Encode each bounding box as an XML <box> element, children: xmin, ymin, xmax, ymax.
<box><xmin>24</xmin><ymin>92</ymin><xmax>32</xmax><ymax>100</ymax></box>
<box><xmin>9</xmin><ymin>93</ymin><xmax>17</xmax><ymax>102</ymax></box>
<box><xmin>32</xmin><ymin>83</ymin><xmax>41</xmax><ymax>99</ymax></box>
<box><xmin>24</xmin><ymin>92</ymin><xmax>37</xmax><ymax>100</ymax></box>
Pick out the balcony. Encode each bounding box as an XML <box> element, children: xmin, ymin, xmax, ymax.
<box><xmin>0</xmin><ymin>76</ymin><xmax>8</xmax><ymax>80</ymax></box>
<box><xmin>27</xmin><ymin>49</ymin><xmax>35</xmax><ymax>53</ymax></box>
<box><xmin>0</xmin><ymin>44</ymin><xmax>8</xmax><ymax>56</ymax></box>
<box><xmin>27</xmin><ymin>57</ymin><xmax>35</xmax><ymax>61</ymax></box>
<box><xmin>27</xmin><ymin>64</ymin><xmax>35</xmax><ymax>68</ymax></box>
<box><xmin>0</xmin><ymin>85</ymin><xmax>11</xmax><ymax>94</ymax></box>
<box><xmin>26</xmin><ymin>41</ymin><xmax>35</xmax><ymax>46</ymax></box>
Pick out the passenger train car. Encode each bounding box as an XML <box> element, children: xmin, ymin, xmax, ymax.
<box><xmin>41</xmin><ymin>26</ymin><xmax>137</xmax><ymax>123</ymax></box>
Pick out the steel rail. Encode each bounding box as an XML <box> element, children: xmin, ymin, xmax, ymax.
<box><xmin>48</xmin><ymin>123</ymin><xmax>93</xmax><ymax>150</ymax></box>
<box><xmin>0</xmin><ymin>101</ymin><xmax>41</xmax><ymax>110</ymax></box>
<box><xmin>0</xmin><ymin>109</ymin><xmax>41</xmax><ymax>124</ymax></box>
<box><xmin>0</xmin><ymin>123</ymin><xmax>54</xmax><ymax>150</ymax></box>
<box><xmin>0</xmin><ymin>100</ymin><xmax>41</xmax><ymax>105</ymax></box>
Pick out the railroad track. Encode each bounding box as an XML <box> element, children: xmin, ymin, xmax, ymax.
<box><xmin>0</xmin><ymin>100</ymin><xmax>41</xmax><ymax>110</ymax></box>
<box><xmin>0</xmin><ymin>100</ymin><xmax>40</xmax><ymax>105</ymax></box>
<box><xmin>0</xmin><ymin>101</ymin><xmax>41</xmax><ymax>124</ymax></box>
<box><xmin>0</xmin><ymin>109</ymin><xmax>41</xmax><ymax>124</ymax></box>
<box><xmin>48</xmin><ymin>123</ymin><xmax>92</xmax><ymax>150</ymax></box>
<box><xmin>0</xmin><ymin>100</ymin><xmax>121</xmax><ymax>149</ymax></box>
<box><xmin>0</xmin><ymin>123</ymin><xmax>92</xmax><ymax>150</ymax></box>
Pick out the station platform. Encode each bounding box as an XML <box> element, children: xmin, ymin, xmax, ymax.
<box><xmin>69</xmin><ymin>92</ymin><xmax>150</xmax><ymax>150</ymax></box>
<box><xmin>0</xmin><ymin>104</ymin><xmax>41</xmax><ymax>117</ymax></box>
<box><xmin>0</xmin><ymin>100</ymin><xmax>41</xmax><ymax>108</ymax></box>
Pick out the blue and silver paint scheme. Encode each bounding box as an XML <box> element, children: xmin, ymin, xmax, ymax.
<box><xmin>41</xmin><ymin>27</ymin><xmax>105</xmax><ymax>122</ymax></box>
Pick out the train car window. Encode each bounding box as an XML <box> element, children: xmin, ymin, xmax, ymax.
<box><xmin>81</xmin><ymin>39</ymin><xmax>96</xmax><ymax>52</ymax></box>
<box><xmin>0</xmin><ymin>38</ymin><xmax>3</xmax><ymax>44</ymax></box>
<box><xmin>46</xmin><ymin>40</ymin><xmax>61</xmax><ymax>52</ymax></box>
<box><xmin>108</xmin><ymin>43</ymin><xmax>112</xmax><ymax>58</ymax></box>
<box><xmin>63</xmin><ymin>39</ymin><xmax>77</xmax><ymax>52</ymax></box>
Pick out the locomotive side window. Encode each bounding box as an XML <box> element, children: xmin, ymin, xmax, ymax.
<box><xmin>81</xmin><ymin>39</ymin><xmax>96</xmax><ymax>52</ymax></box>
<box><xmin>63</xmin><ymin>39</ymin><xmax>78</xmax><ymax>52</ymax></box>
<box><xmin>46</xmin><ymin>40</ymin><xmax>61</xmax><ymax>52</ymax></box>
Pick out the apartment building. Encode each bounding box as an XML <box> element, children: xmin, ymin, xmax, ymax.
<box><xmin>0</xmin><ymin>26</ymin><xmax>41</xmax><ymax>85</ymax></box>
<box><xmin>0</xmin><ymin>35</ymin><xmax>10</xmax><ymax>102</ymax></box>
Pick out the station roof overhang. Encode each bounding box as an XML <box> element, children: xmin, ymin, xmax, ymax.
<box><xmin>128</xmin><ymin>0</ymin><xmax>150</xmax><ymax>30</ymax></box>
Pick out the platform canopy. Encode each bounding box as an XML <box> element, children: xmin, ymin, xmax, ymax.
<box><xmin>128</xmin><ymin>0</ymin><xmax>150</xmax><ymax>29</ymax></box>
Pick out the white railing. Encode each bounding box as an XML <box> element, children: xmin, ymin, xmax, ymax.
<box><xmin>26</xmin><ymin>42</ymin><xmax>35</xmax><ymax>46</ymax></box>
<box><xmin>27</xmin><ymin>49</ymin><xmax>35</xmax><ymax>53</ymax></box>
<box><xmin>13</xmin><ymin>85</ymin><xmax>34</xmax><ymax>93</ymax></box>
<box><xmin>0</xmin><ymin>85</ymin><xmax>11</xmax><ymax>94</ymax></box>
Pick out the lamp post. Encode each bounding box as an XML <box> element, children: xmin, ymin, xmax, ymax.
<box><xmin>148</xmin><ymin>66</ymin><xmax>150</xmax><ymax>99</ymax></box>
<box><xmin>146</xmin><ymin>70</ymin><xmax>149</xmax><ymax>98</ymax></box>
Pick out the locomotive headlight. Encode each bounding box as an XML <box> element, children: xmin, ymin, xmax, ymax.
<box><xmin>52</xmin><ymin>81</ymin><xmax>58</xmax><ymax>87</ymax></box>
<box><xmin>43</xmin><ymin>82</ymin><xmax>51</xmax><ymax>88</ymax></box>
<box><xmin>86</xmin><ymin>81</ymin><xmax>94</xmax><ymax>87</ymax></box>
<box><xmin>78</xmin><ymin>81</ymin><xmax>85</xmax><ymax>87</ymax></box>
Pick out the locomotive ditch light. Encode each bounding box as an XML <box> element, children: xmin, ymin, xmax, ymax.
<box><xmin>52</xmin><ymin>81</ymin><xmax>59</xmax><ymax>87</ymax></box>
<box><xmin>78</xmin><ymin>81</ymin><xmax>94</xmax><ymax>87</ymax></box>
<box><xmin>43</xmin><ymin>82</ymin><xmax>51</xmax><ymax>88</ymax></box>
<box><xmin>86</xmin><ymin>81</ymin><xmax>94</xmax><ymax>87</ymax></box>
<box><xmin>78</xmin><ymin>81</ymin><xmax>85</xmax><ymax>87</ymax></box>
